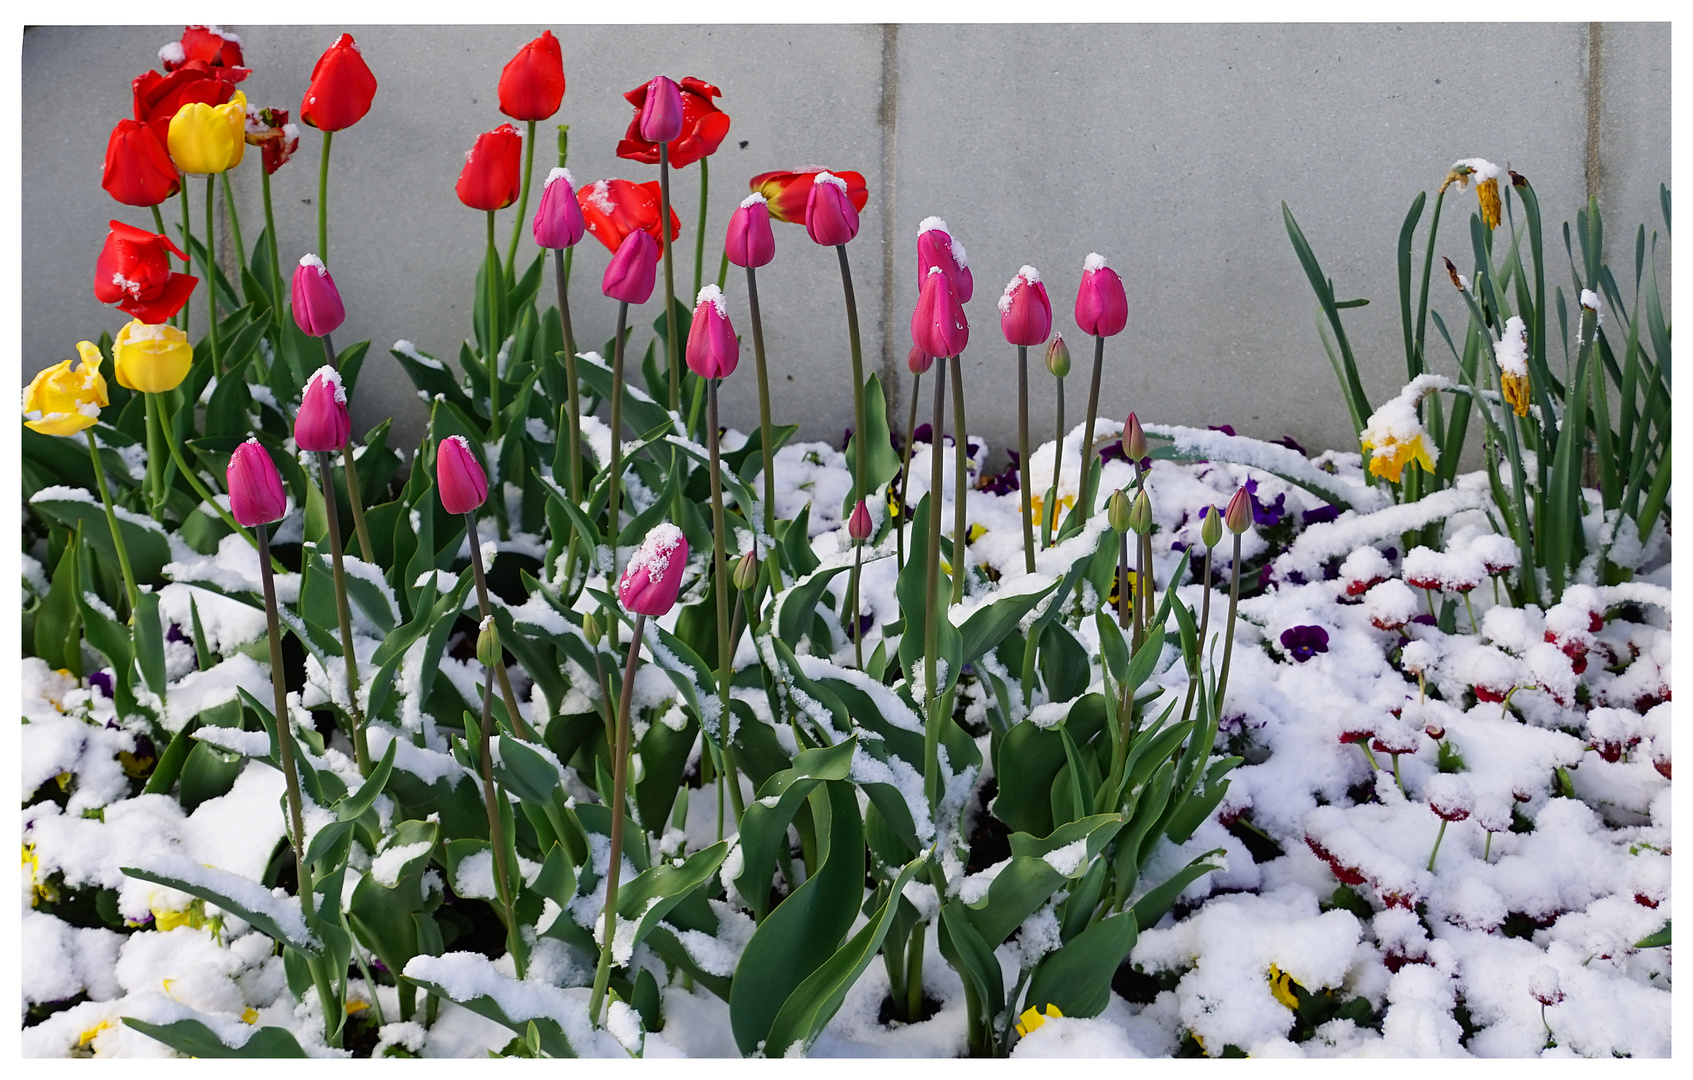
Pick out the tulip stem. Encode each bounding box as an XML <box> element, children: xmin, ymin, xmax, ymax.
<box><xmin>465</xmin><ymin>511</ymin><xmax>535</xmax><ymax>742</ymax></box>
<box><xmin>502</xmin><ymin>120</ymin><xmax>538</xmax><ymax>288</ymax></box>
<box><xmin>694</xmin><ymin>155</ymin><xmax>709</xmax><ymax>301</ymax></box>
<box><xmin>850</xmin><ymin>540</ymin><xmax>865</xmax><ymax>670</ymax></box>
<box><xmin>835</xmin><ymin>245</ymin><xmax>869</xmax><ymax>513</ymax></box>
<box><xmin>484</xmin><ymin>211</ymin><xmax>503</xmax><ymax>445</ymax></box>
<box><xmin>1044</xmin><ymin>377</ymin><xmax>1065</xmax><ymax>547</ymax></box>
<box><xmin>659</xmin><ymin>142</ymin><xmax>680</xmax><ymax>413</ymax></box>
<box><xmin>553</xmin><ymin>249</ymin><xmax>583</xmax><ymax>505</ymax></box>
<box><xmin>142</xmin><ymin>391</ymin><xmax>167</xmax><ymax>520</ymax></box>
<box><xmin>317</xmin><ymin>451</ymin><xmax>371</xmax><ymax>777</ymax></box>
<box><xmin>589</xmin><ymin>612</ymin><xmax>646</xmax><ymax>1027</ymax></box>
<box><xmin>1077</xmin><ymin>334</ymin><xmax>1106</xmax><ymax>529</ymax></box>
<box><xmin>178</xmin><ymin>185</ymin><xmax>193</xmax><ymax>336</ymax></box>
<box><xmin>255</xmin><ymin>525</ymin><xmax>309</xmax><ymax>904</ymax></box>
<box><xmin>745</xmin><ymin>266</ymin><xmax>776</xmax><ymax>539</ymax></box>
<box><xmin>204</xmin><ymin>177</ymin><xmax>223</xmax><ymax>374</ymax></box>
<box><xmin>219</xmin><ymin>170</ymin><xmax>247</xmax><ymax>281</ymax></box>
<box><xmin>1016</xmin><ymin>345</ymin><xmax>1036</xmax><ymax>575</ymax></box>
<box><xmin>1119</xmin><ymin>523</ymin><xmax>1133</xmax><ymax>636</ymax></box>
<box><xmin>922</xmin><ymin>360</ymin><xmax>948</xmax><ymax>812</ymax></box>
<box><xmin>475</xmin><ymin>652</ymin><xmax>526</xmax><ymax>978</ymax></box>
<box><xmin>897</xmin><ymin>370</ymin><xmax>922</xmax><ymax>574</ymax></box>
<box><xmin>949</xmin><ymin>352</ymin><xmax>969</xmax><ymax>606</ymax></box>
<box><xmin>1178</xmin><ymin>543</ymin><xmax>1216</xmax><ymax>727</ymax></box>
<box><xmin>317</xmin><ymin>130</ymin><xmax>332</xmax><ymax>265</ymax></box>
<box><xmin>260</xmin><ymin>168</ymin><xmax>283</xmax><ymax>342</ymax></box>
<box><xmin>1215</xmin><ymin>532</ymin><xmax>1244</xmax><ymax>716</ymax></box>
<box><xmin>85</xmin><ymin>430</ymin><xmax>140</xmax><ymax>617</ymax></box>
<box><xmin>706</xmin><ymin>379</ymin><xmax>745</xmax><ymax>827</ymax></box>
<box><xmin>321</xmin><ymin>333</ymin><xmax>376</xmax><ymax>563</ymax></box>
<box><xmin>609</xmin><ymin>302</ymin><xmax>629</xmax><ymax>566</ymax></box>
<box><xmin>154</xmin><ymin>395</ymin><xmax>283</xmax><ymax>570</ymax></box>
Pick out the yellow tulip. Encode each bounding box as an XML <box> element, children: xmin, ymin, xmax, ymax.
<box><xmin>167</xmin><ymin>90</ymin><xmax>247</xmax><ymax>174</ymax></box>
<box><xmin>112</xmin><ymin>318</ymin><xmax>193</xmax><ymax>393</ymax></box>
<box><xmin>23</xmin><ymin>341</ymin><xmax>108</xmax><ymax>436</ymax></box>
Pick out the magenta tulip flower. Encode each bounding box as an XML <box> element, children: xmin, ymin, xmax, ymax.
<box><xmin>1075</xmin><ymin>252</ymin><xmax>1128</xmax><ymax>337</ymax></box>
<box><xmin>724</xmin><ymin>192</ymin><xmax>775</xmax><ymax>268</ymax></box>
<box><xmin>911</xmin><ymin>267</ymin><xmax>969</xmax><ymax>359</ymax></box>
<box><xmin>619</xmin><ymin>522</ymin><xmax>688</xmax><ymax>616</ymax></box>
<box><xmin>805</xmin><ymin>172</ymin><xmax>859</xmax><ymax>246</ymax></box>
<box><xmin>685</xmin><ymin>285</ymin><xmax>739</xmax><ymax>380</ymax></box>
<box><xmin>291</xmin><ymin>253</ymin><xmax>345</xmax><ymax>337</ymax></box>
<box><xmin>917</xmin><ymin>217</ymin><xmax>972</xmax><ymax>303</ymax></box>
<box><xmin>847</xmin><ymin>499</ymin><xmax>872</xmax><ymax>542</ymax></box>
<box><xmin>637</xmin><ymin>76</ymin><xmax>684</xmax><ymax>144</ymax></box>
<box><xmin>294</xmin><ymin>366</ymin><xmax>351</xmax><ymax>452</ymax></box>
<box><xmin>227</xmin><ymin>438</ymin><xmax>287</xmax><ymax>527</ymax></box>
<box><xmin>999</xmin><ymin>265</ymin><xmax>1051</xmax><ymax>347</ymax></box>
<box><xmin>602</xmin><ymin>228</ymin><xmax>659</xmax><ymax>304</ymax></box>
<box><xmin>532</xmin><ymin>167</ymin><xmax>586</xmax><ymax>249</ymax></box>
<box><xmin>436</xmin><ymin>434</ymin><xmax>488</xmax><ymax>515</ymax></box>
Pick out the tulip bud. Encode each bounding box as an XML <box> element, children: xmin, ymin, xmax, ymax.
<box><xmin>998</xmin><ymin>265</ymin><xmax>1051</xmax><ymax>347</ymax></box>
<box><xmin>637</xmin><ymin>76</ymin><xmax>684</xmax><ymax>143</ymax></box>
<box><xmin>291</xmin><ymin>254</ymin><xmax>346</xmax><ymax>337</ymax></box>
<box><xmin>1044</xmin><ymin>333</ymin><xmax>1071</xmax><ymax>378</ymax></box>
<box><xmin>300</xmin><ymin>33</ymin><xmax>378</xmax><ymax>133</ymax></box>
<box><xmin>456</xmin><ymin>124</ymin><xmax>524</xmax><ymax>211</ymax></box>
<box><xmin>917</xmin><ymin>218</ymin><xmax>973</xmax><ymax>304</ymax></box>
<box><xmin>1224</xmin><ymin>487</ymin><xmax>1252</xmax><ymax>534</ymax></box>
<box><xmin>1129</xmin><ymin>490</ymin><xmax>1153</xmax><ymax>535</ymax></box>
<box><xmin>226</xmin><ymin>438</ymin><xmax>288</xmax><ymax>527</ymax></box>
<box><xmin>295</xmin><ymin>366</ymin><xmax>351</xmax><ymax>452</ymax></box>
<box><xmin>685</xmin><ymin>285</ymin><xmax>739</xmax><ymax>380</ymax></box>
<box><xmin>724</xmin><ymin>192</ymin><xmax>775</xmax><ymax>269</ymax></box>
<box><xmin>1122</xmin><ymin>412</ymin><xmax>1147</xmax><ymax>462</ymax></box>
<box><xmin>436</xmin><ymin>435</ymin><xmax>489</xmax><ymax>515</ymax></box>
<box><xmin>732</xmin><ymin>551</ymin><xmax>759</xmax><ymax>591</ymax></box>
<box><xmin>602</xmin><ymin>228</ymin><xmax>659</xmax><ymax>305</ymax></box>
<box><xmin>907</xmin><ymin>344</ymin><xmax>935</xmax><ymax>376</ymax></box>
<box><xmin>476</xmin><ymin>615</ymin><xmax>502</xmax><ymax>668</ymax></box>
<box><xmin>1107</xmin><ymin>489</ymin><xmax>1132</xmax><ymax>534</ymax></box>
<box><xmin>532</xmin><ymin>168</ymin><xmax>586</xmax><ymax>249</ymax></box>
<box><xmin>619</xmin><ymin>522</ymin><xmax>688</xmax><ymax>617</ymax></box>
<box><xmin>498</xmin><ymin>31</ymin><xmax>566</xmax><ymax>123</ymax></box>
<box><xmin>1200</xmin><ymin>505</ymin><xmax>1223</xmax><ymax>549</ymax></box>
<box><xmin>582</xmin><ymin>611</ymin><xmax>604</xmax><ymax>646</ymax></box>
<box><xmin>847</xmin><ymin>499</ymin><xmax>872</xmax><ymax>543</ymax></box>
<box><xmin>101</xmin><ymin>118</ymin><xmax>181</xmax><ymax>207</ymax></box>
<box><xmin>111</xmin><ymin>318</ymin><xmax>192</xmax><ymax>394</ymax></box>
<box><xmin>1075</xmin><ymin>252</ymin><xmax>1129</xmax><ymax>338</ymax></box>
<box><xmin>910</xmin><ymin>267</ymin><xmax>969</xmax><ymax>359</ymax></box>
<box><xmin>805</xmin><ymin>172</ymin><xmax>859</xmax><ymax>246</ymax></box>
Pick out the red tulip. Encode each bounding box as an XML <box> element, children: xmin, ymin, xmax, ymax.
<box><xmin>295</xmin><ymin>367</ymin><xmax>351</xmax><ymax>453</ymax></box>
<box><xmin>602</xmin><ymin>229</ymin><xmax>660</xmax><ymax>305</ymax></box>
<box><xmin>576</xmin><ymin>178</ymin><xmax>681</xmax><ymax>253</ymax></box>
<box><xmin>498</xmin><ymin>30</ymin><xmax>565</xmax><ymax>122</ymax></box>
<box><xmin>532</xmin><ymin>168</ymin><xmax>586</xmax><ymax>249</ymax></box>
<box><xmin>436</xmin><ymin>435</ymin><xmax>489</xmax><ymax>515</ymax></box>
<box><xmin>455</xmin><ymin>124</ymin><xmax>524</xmax><ymax>211</ymax></box>
<box><xmin>616</xmin><ymin>77</ymin><xmax>731</xmax><ymax>169</ymax></box>
<box><xmin>907</xmin><ymin>344</ymin><xmax>935</xmax><ymax>375</ymax></box>
<box><xmin>291</xmin><ymin>254</ymin><xmax>346</xmax><ymax>338</ymax></box>
<box><xmin>917</xmin><ymin>218</ymin><xmax>972</xmax><ymax>303</ymax></box>
<box><xmin>93</xmin><ymin>220</ymin><xmax>196</xmax><ymax>325</ymax></box>
<box><xmin>1075</xmin><ymin>253</ymin><xmax>1128</xmax><ymax>337</ymax></box>
<box><xmin>805</xmin><ymin>172</ymin><xmax>859</xmax><ymax>246</ymax></box>
<box><xmin>243</xmin><ymin>104</ymin><xmax>300</xmax><ymax>175</ymax></box>
<box><xmin>300</xmin><ymin>33</ymin><xmax>378</xmax><ymax>133</ymax></box>
<box><xmin>998</xmin><ymin>265</ymin><xmax>1052</xmax><ymax>347</ymax></box>
<box><xmin>685</xmin><ymin>285</ymin><xmax>739</xmax><ymax>380</ymax></box>
<box><xmin>160</xmin><ymin>25</ymin><xmax>248</xmax><ymax>79</ymax></box>
<box><xmin>724</xmin><ymin>193</ymin><xmax>774</xmax><ymax>269</ymax></box>
<box><xmin>133</xmin><ymin>61</ymin><xmax>237</xmax><ymax>143</ymax></box>
<box><xmin>847</xmin><ymin>499</ymin><xmax>872</xmax><ymax>542</ymax></box>
<box><xmin>101</xmin><ymin>118</ymin><xmax>181</xmax><ymax>207</ymax></box>
<box><xmin>618</xmin><ymin>522</ymin><xmax>688</xmax><ymax>617</ymax></box>
<box><xmin>1224</xmin><ymin>487</ymin><xmax>1252</xmax><ymax>534</ymax></box>
<box><xmin>911</xmin><ymin>267</ymin><xmax>968</xmax><ymax>359</ymax></box>
<box><xmin>227</xmin><ymin>438</ymin><xmax>288</xmax><ymax>527</ymax></box>
<box><xmin>749</xmin><ymin>168</ymin><xmax>868</xmax><ymax>225</ymax></box>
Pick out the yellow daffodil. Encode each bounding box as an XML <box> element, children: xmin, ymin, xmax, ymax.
<box><xmin>1495</xmin><ymin>315</ymin><xmax>1533</xmax><ymax>417</ymax></box>
<box><xmin>1361</xmin><ymin>381</ymin><xmax>1441</xmax><ymax>483</ymax></box>
<box><xmin>1013</xmin><ymin>1003</ymin><xmax>1063</xmax><ymax>1038</ymax></box>
<box><xmin>1440</xmin><ymin>158</ymin><xmax>1503</xmax><ymax>230</ymax></box>
<box><xmin>112</xmin><ymin>318</ymin><xmax>192</xmax><ymax>393</ymax></box>
<box><xmin>167</xmin><ymin>91</ymin><xmax>248</xmax><ymax>175</ymax></box>
<box><xmin>23</xmin><ymin>342</ymin><xmax>107</xmax><ymax>436</ymax></box>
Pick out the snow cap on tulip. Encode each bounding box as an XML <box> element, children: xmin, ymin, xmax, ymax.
<box><xmin>998</xmin><ymin>265</ymin><xmax>1051</xmax><ymax>347</ymax></box>
<box><xmin>847</xmin><ymin>499</ymin><xmax>872</xmax><ymax>543</ymax></box>
<box><xmin>907</xmin><ymin>344</ymin><xmax>935</xmax><ymax>375</ymax></box>
<box><xmin>533</xmin><ymin>168</ymin><xmax>586</xmax><ymax>249</ymax></box>
<box><xmin>291</xmin><ymin>254</ymin><xmax>345</xmax><ymax>337</ymax></box>
<box><xmin>294</xmin><ymin>366</ymin><xmax>350</xmax><ymax>452</ymax></box>
<box><xmin>602</xmin><ymin>228</ymin><xmax>660</xmax><ymax>304</ymax></box>
<box><xmin>917</xmin><ymin>217</ymin><xmax>972</xmax><ymax>304</ymax></box>
<box><xmin>436</xmin><ymin>434</ymin><xmax>488</xmax><ymax>515</ymax></box>
<box><xmin>226</xmin><ymin>438</ymin><xmax>287</xmax><ymax>527</ymax></box>
<box><xmin>637</xmin><ymin>76</ymin><xmax>684</xmax><ymax>143</ymax></box>
<box><xmin>724</xmin><ymin>192</ymin><xmax>775</xmax><ymax>268</ymax></box>
<box><xmin>1044</xmin><ymin>332</ymin><xmax>1071</xmax><ymax>378</ymax></box>
<box><xmin>1075</xmin><ymin>252</ymin><xmax>1128</xmax><ymax>337</ymax></box>
<box><xmin>910</xmin><ymin>266</ymin><xmax>968</xmax><ymax>359</ymax></box>
<box><xmin>1224</xmin><ymin>486</ymin><xmax>1252</xmax><ymax>534</ymax></box>
<box><xmin>619</xmin><ymin>522</ymin><xmax>688</xmax><ymax>616</ymax></box>
<box><xmin>805</xmin><ymin>172</ymin><xmax>859</xmax><ymax>246</ymax></box>
<box><xmin>685</xmin><ymin>285</ymin><xmax>739</xmax><ymax>380</ymax></box>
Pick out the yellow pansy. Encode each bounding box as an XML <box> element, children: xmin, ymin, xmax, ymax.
<box><xmin>167</xmin><ymin>90</ymin><xmax>248</xmax><ymax>175</ymax></box>
<box><xmin>242</xmin><ymin>1008</ymin><xmax>260</xmax><ymax>1025</ymax></box>
<box><xmin>1268</xmin><ymin>964</ymin><xmax>1302</xmax><ymax>1010</ymax></box>
<box><xmin>1029</xmin><ymin>489</ymin><xmax>1075</xmax><ymax>527</ymax></box>
<box><xmin>112</xmin><ymin>319</ymin><xmax>193</xmax><ymax>394</ymax></box>
<box><xmin>23</xmin><ymin>342</ymin><xmax>107</xmax><ymax>436</ymax></box>
<box><xmin>77</xmin><ymin>1020</ymin><xmax>114</xmax><ymax>1051</ymax></box>
<box><xmin>1013</xmin><ymin>1002</ymin><xmax>1063</xmax><ymax>1038</ymax></box>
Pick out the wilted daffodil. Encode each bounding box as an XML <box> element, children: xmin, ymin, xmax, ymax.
<box><xmin>112</xmin><ymin>318</ymin><xmax>193</xmax><ymax>393</ymax></box>
<box><xmin>168</xmin><ymin>89</ymin><xmax>248</xmax><ymax>174</ymax></box>
<box><xmin>1494</xmin><ymin>314</ymin><xmax>1532</xmax><ymax>417</ymax></box>
<box><xmin>1361</xmin><ymin>379</ymin><xmax>1441</xmax><ymax>483</ymax></box>
<box><xmin>23</xmin><ymin>342</ymin><xmax>108</xmax><ymax>436</ymax></box>
<box><xmin>1440</xmin><ymin>157</ymin><xmax>1502</xmax><ymax>230</ymax></box>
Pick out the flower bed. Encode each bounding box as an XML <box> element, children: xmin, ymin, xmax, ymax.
<box><xmin>22</xmin><ymin>25</ymin><xmax>1670</xmax><ymax>1059</ymax></box>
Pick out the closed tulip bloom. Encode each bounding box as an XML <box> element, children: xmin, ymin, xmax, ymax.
<box><xmin>111</xmin><ymin>319</ymin><xmax>193</xmax><ymax>393</ymax></box>
<box><xmin>686</xmin><ymin>285</ymin><xmax>739</xmax><ymax>380</ymax></box>
<box><xmin>532</xmin><ymin>168</ymin><xmax>586</xmax><ymax>249</ymax></box>
<box><xmin>577</xmin><ymin>177</ymin><xmax>681</xmax><ymax>253</ymax></box>
<box><xmin>750</xmin><ymin>167</ymin><xmax>868</xmax><ymax>225</ymax></box>
<box><xmin>101</xmin><ymin>119</ymin><xmax>181</xmax><ymax>206</ymax></box>
<box><xmin>244</xmin><ymin>104</ymin><xmax>300</xmax><ymax>175</ymax></box>
<box><xmin>602</xmin><ymin>229</ymin><xmax>660</xmax><ymax>305</ymax></box>
<box><xmin>161</xmin><ymin>26</ymin><xmax>248</xmax><ymax>77</ymax></box>
<box><xmin>619</xmin><ymin>522</ymin><xmax>689</xmax><ymax>617</ymax></box>
<box><xmin>1122</xmin><ymin>412</ymin><xmax>1147</xmax><ymax>461</ymax></box>
<box><xmin>294</xmin><ymin>366</ymin><xmax>351</xmax><ymax>452</ymax></box>
<box><xmin>168</xmin><ymin>90</ymin><xmax>247</xmax><ymax>174</ymax></box>
<box><xmin>1107</xmin><ymin>489</ymin><xmax>1132</xmax><ymax>535</ymax></box>
<box><xmin>227</xmin><ymin>438</ymin><xmax>288</xmax><ymax>527</ymax></box>
<box><xmin>616</xmin><ymin>77</ymin><xmax>730</xmax><ymax>169</ymax></box>
<box><xmin>1200</xmin><ymin>505</ymin><xmax>1223</xmax><ymax>548</ymax></box>
<box><xmin>635</xmin><ymin>75</ymin><xmax>684</xmax><ymax>143</ymax></box>
<box><xmin>498</xmin><ymin>30</ymin><xmax>565</xmax><ymax>122</ymax></box>
<box><xmin>1045</xmin><ymin>333</ymin><xmax>1071</xmax><ymax>377</ymax></box>
<box><xmin>300</xmin><ymin>33</ymin><xmax>378</xmax><ymax>132</ymax></box>
<box><xmin>291</xmin><ymin>254</ymin><xmax>346</xmax><ymax>337</ymax></box>
<box><xmin>724</xmin><ymin>193</ymin><xmax>774</xmax><ymax>268</ymax></box>
<box><xmin>910</xmin><ymin>267</ymin><xmax>969</xmax><ymax>359</ymax></box>
<box><xmin>1224</xmin><ymin>486</ymin><xmax>1253</xmax><ymax>534</ymax></box>
<box><xmin>456</xmin><ymin>123</ymin><xmax>524</xmax><ymax>211</ymax></box>
<box><xmin>917</xmin><ymin>218</ymin><xmax>973</xmax><ymax>303</ymax></box>
<box><xmin>998</xmin><ymin>265</ymin><xmax>1051</xmax><ymax>347</ymax></box>
<box><xmin>23</xmin><ymin>343</ymin><xmax>108</xmax><ymax>437</ymax></box>
<box><xmin>93</xmin><ymin>221</ymin><xmax>197</xmax><ymax>324</ymax></box>
<box><xmin>847</xmin><ymin>499</ymin><xmax>872</xmax><ymax>542</ymax></box>
<box><xmin>805</xmin><ymin>172</ymin><xmax>859</xmax><ymax>246</ymax></box>
<box><xmin>436</xmin><ymin>435</ymin><xmax>489</xmax><ymax>515</ymax></box>
<box><xmin>1075</xmin><ymin>253</ymin><xmax>1128</xmax><ymax>337</ymax></box>
<box><xmin>908</xmin><ymin>344</ymin><xmax>935</xmax><ymax>375</ymax></box>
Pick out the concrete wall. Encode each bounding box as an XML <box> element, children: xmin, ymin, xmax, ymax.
<box><xmin>22</xmin><ymin>23</ymin><xmax>1670</xmax><ymax>462</ymax></box>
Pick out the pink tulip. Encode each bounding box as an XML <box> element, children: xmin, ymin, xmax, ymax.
<box><xmin>998</xmin><ymin>265</ymin><xmax>1051</xmax><ymax>347</ymax></box>
<box><xmin>916</xmin><ymin>217</ymin><xmax>972</xmax><ymax>303</ymax></box>
<box><xmin>637</xmin><ymin>76</ymin><xmax>684</xmax><ymax>144</ymax></box>
<box><xmin>805</xmin><ymin>172</ymin><xmax>859</xmax><ymax>246</ymax></box>
<box><xmin>907</xmin><ymin>343</ymin><xmax>934</xmax><ymax>375</ymax></box>
<box><xmin>1075</xmin><ymin>252</ymin><xmax>1128</xmax><ymax>337</ymax></box>
<box><xmin>294</xmin><ymin>366</ymin><xmax>350</xmax><ymax>452</ymax></box>
<box><xmin>910</xmin><ymin>266</ymin><xmax>968</xmax><ymax>359</ymax></box>
<box><xmin>602</xmin><ymin>228</ymin><xmax>659</xmax><ymax>304</ymax></box>
<box><xmin>619</xmin><ymin>521</ymin><xmax>688</xmax><ymax>616</ymax></box>
<box><xmin>291</xmin><ymin>253</ymin><xmax>345</xmax><ymax>337</ymax></box>
<box><xmin>436</xmin><ymin>434</ymin><xmax>488</xmax><ymax>515</ymax></box>
<box><xmin>1224</xmin><ymin>486</ymin><xmax>1253</xmax><ymax>534</ymax></box>
<box><xmin>724</xmin><ymin>192</ymin><xmax>775</xmax><ymax>268</ymax></box>
<box><xmin>847</xmin><ymin>499</ymin><xmax>872</xmax><ymax>542</ymax></box>
<box><xmin>685</xmin><ymin>285</ymin><xmax>739</xmax><ymax>380</ymax></box>
<box><xmin>226</xmin><ymin>438</ymin><xmax>287</xmax><ymax>527</ymax></box>
<box><xmin>532</xmin><ymin>167</ymin><xmax>586</xmax><ymax>249</ymax></box>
